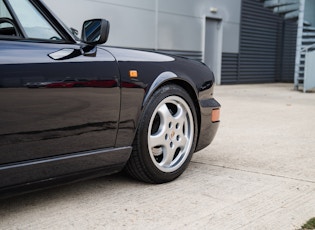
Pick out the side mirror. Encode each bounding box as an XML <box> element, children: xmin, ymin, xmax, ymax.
<box><xmin>81</xmin><ymin>19</ymin><xmax>110</xmax><ymax>45</ymax></box>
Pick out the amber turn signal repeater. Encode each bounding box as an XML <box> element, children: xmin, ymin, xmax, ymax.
<box><xmin>129</xmin><ymin>70</ymin><xmax>138</xmax><ymax>78</ymax></box>
<box><xmin>211</xmin><ymin>108</ymin><xmax>220</xmax><ymax>122</ymax></box>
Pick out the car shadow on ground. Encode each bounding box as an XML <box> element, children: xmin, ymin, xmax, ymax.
<box><xmin>0</xmin><ymin>172</ymin><xmax>144</xmax><ymax>211</ymax></box>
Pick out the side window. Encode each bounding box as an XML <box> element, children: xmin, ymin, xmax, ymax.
<box><xmin>8</xmin><ymin>0</ymin><xmax>62</xmax><ymax>40</ymax></box>
<box><xmin>0</xmin><ymin>0</ymin><xmax>63</xmax><ymax>41</ymax></box>
<box><xmin>0</xmin><ymin>0</ymin><xmax>19</xmax><ymax>37</ymax></box>
<box><xmin>0</xmin><ymin>1</ymin><xmax>11</xmax><ymax>18</ymax></box>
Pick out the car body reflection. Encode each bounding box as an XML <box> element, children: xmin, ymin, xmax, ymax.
<box><xmin>25</xmin><ymin>79</ymin><xmax>147</xmax><ymax>89</ymax></box>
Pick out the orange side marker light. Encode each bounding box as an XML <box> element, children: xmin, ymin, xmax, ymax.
<box><xmin>211</xmin><ymin>108</ymin><xmax>220</xmax><ymax>122</ymax></box>
<box><xmin>129</xmin><ymin>70</ymin><xmax>138</xmax><ymax>78</ymax></box>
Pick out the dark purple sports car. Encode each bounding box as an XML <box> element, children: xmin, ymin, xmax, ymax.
<box><xmin>0</xmin><ymin>0</ymin><xmax>220</xmax><ymax>197</ymax></box>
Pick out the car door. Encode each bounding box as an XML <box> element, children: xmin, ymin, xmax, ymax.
<box><xmin>0</xmin><ymin>0</ymin><xmax>120</xmax><ymax>165</ymax></box>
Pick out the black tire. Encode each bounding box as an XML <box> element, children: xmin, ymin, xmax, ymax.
<box><xmin>125</xmin><ymin>84</ymin><xmax>198</xmax><ymax>183</ymax></box>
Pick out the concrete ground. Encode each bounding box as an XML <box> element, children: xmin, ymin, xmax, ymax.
<box><xmin>1</xmin><ymin>83</ymin><xmax>315</xmax><ymax>230</ymax></box>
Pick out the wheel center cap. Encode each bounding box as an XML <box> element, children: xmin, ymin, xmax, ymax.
<box><xmin>170</xmin><ymin>130</ymin><xmax>175</xmax><ymax>139</ymax></box>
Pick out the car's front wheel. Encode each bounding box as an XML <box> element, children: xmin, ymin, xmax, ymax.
<box><xmin>125</xmin><ymin>84</ymin><xmax>198</xmax><ymax>183</ymax></box>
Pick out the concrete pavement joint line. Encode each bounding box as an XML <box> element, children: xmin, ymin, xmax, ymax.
<box><xmin>191</xmin><ymin>160</ymin><xmax>315</xmax><ymax>184</ymax></box>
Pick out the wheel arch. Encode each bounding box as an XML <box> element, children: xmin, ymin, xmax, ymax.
<box><xmin>142</xmin><ymin>71</ymin><xmax>201</xmax><ymax>151</ymax></box>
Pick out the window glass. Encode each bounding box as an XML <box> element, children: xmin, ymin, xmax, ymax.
<box><xmin>8</xmin><ymin>0</ymin><xmax>62</xmax><ymax>40</ymax></box>
<box><xmin>0</xmin><ymin>1</ymin><xmax>12</xmax><ymax>19</ymax></box>
<box><xmin>0</xmin><ymin>0</ymin><xmax>18</xmax><ymax>36</ymax></box>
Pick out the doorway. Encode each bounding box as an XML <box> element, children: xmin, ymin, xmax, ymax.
<box><xmin>204</xmin><ymin>18</ymin><xmax>223</xmax><ymax>85</ymax></box>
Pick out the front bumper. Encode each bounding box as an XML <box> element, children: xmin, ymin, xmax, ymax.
<box><xmin>195</xmin><ymin>98</ymin><xmax>221</xmax><ymax>152</ymax></box>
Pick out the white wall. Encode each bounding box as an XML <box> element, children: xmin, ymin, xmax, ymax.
<box><xmin>304</xmin><ymin>0</ymin><xmax>315</xmax><ymax>27</ymax></box>
<box><xmin>43</xmin><ymin>0</ymin><xmax>241</xmax><ymax>53</ymax></box>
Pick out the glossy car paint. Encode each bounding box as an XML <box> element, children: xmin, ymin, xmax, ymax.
<box><xmin>105</xmin><ymin>47</ymin><xmax>220</xmax><ymax>150</ymax></box>
<box><xmin>0</xmin><ymin>0</ymin><xmax>220</xmax><ymax>196</ymax></box>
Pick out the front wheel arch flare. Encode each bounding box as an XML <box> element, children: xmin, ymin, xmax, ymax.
<box><xmin>143</xmin><ymin>78</ymin><xmax>201</xmax><ymax>152</ymax></box>
<box><xmin>141</xmin><ymin>72</ymin><xmax>201</xmax><ymax>151</ymax></box>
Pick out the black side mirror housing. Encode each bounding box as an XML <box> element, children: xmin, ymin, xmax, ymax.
<box><xmin>81</xmin><ymin>19</ymin><xmax>110</xmax><ymax>45</ymax></box>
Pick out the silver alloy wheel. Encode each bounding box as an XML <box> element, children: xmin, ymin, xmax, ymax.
<box><xmin>148</xmin><ymin>95</ymin><xmax>194</xmax><ymax>173</ymax></box>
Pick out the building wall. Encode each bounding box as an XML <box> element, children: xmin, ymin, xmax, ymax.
<box><xmin>281</xmin><ymin>20</ymin><xmax>297</xmax><ymax>82</ymax></box>
<box><xmin>42</xmin><ymin>0</ymin><xmax>296</xmax><ymax>84</ymax></box>
<box><xmin>221</xmin><ymin>0</ymin><xmax>297</xmax><ymax>84</ymax></box>
<box><xmin>305</xmin><ymin>0</ymin><xmax>315</xmax><ymax>27</ymax></box>
<box><xmin>44</xmin><ymin>0</ymin><xmax>157</xmax><ymax>49</ymax></box>
<box><xmin>43</xmin><ymin>0</ymin><xmax>241</xmax><ymax>53</ymax></box>
<box><xmin>238</xmin><ymin>0</ymin><xmax>283</xmax><ymax>83</ymax></box>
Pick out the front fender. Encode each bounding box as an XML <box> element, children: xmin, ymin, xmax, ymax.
<box><xmin>142</xmin><ymin>71</ymin><xmax>198</xmax><ymax>107</ymax></box>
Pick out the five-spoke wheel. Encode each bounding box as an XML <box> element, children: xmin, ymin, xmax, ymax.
<box><xmin>148</xmin><ymin>96</ymin><xmax>194</xmax><ymax>173</ymax></box>
<box><xmin>125</xmin><ymin>84</ymin><xmax>197</xmax><ymax>183</ymax></box>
